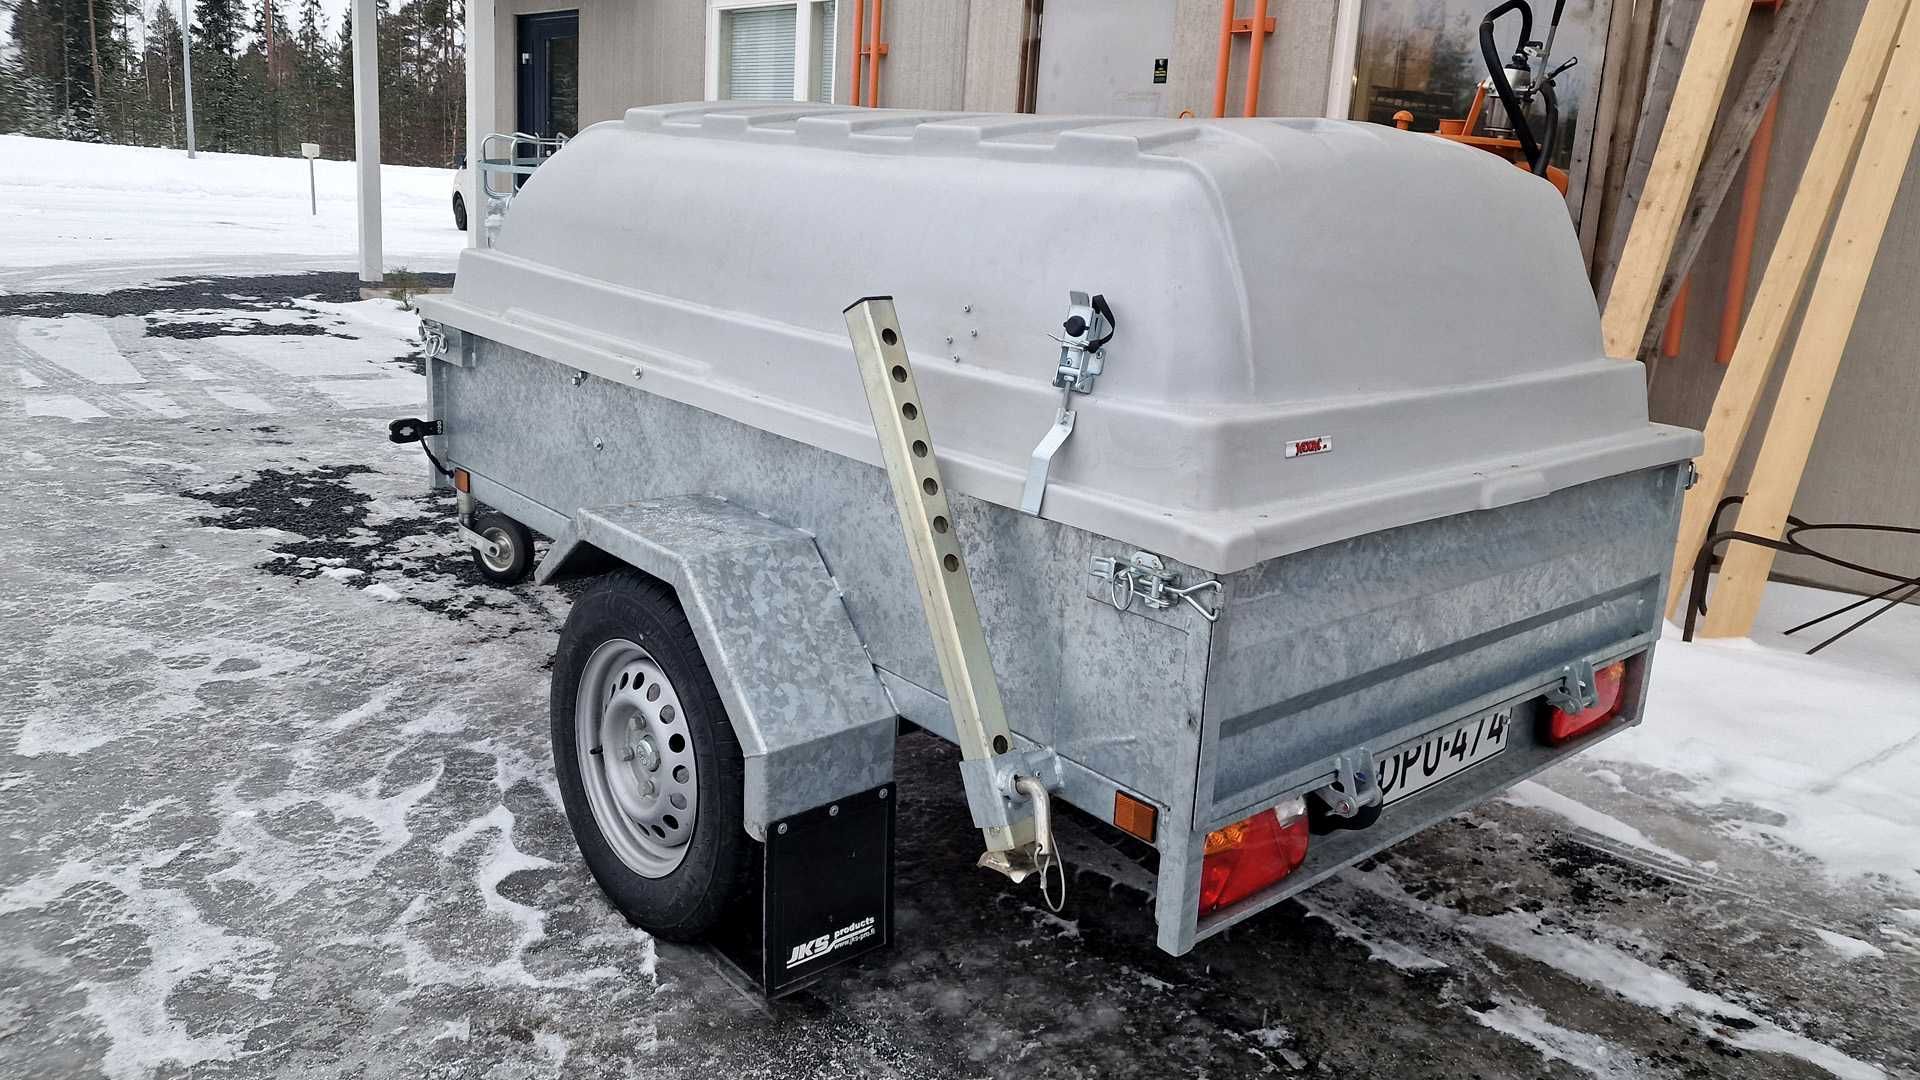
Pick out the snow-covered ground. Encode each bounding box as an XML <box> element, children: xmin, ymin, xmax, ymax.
<box><xmin>1601</xmin><ymin>602</ymin><xmax>1920</xmax><ymax>888</ymax></box>
<box><xmin>0</xmin><ymin>136</ymin><xmax>464</xmax><ymax>286</ymax></box>
<box><xmin>1</xmin><ymin>139</ymin><xmax>1916</xmax><ymax>1080</ymax></box>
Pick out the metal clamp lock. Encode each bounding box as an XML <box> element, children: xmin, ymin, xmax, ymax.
<box><xmin>1090</xmin><ymin>551</ymin><xmax>1221</xmax><ymax>622</ymax></box>
<box><xmin>1053</xmin><ymin>290</ymin><xmax>1112</xmax><ymax>394</ymax></box>
<box><xmin>1309</xmin><ymin>748</ymin><xmax>1383</xmax><ymax>819</ymax></box>
<box><xmin>420</xmin><ymin>321</ymin><xmax>449</xmax><ymax>360</ymax></box>
<box><xmin>1546</xmin><ymin>657</ymin><xmax>1600</xmax><ymax>714</ymax></box>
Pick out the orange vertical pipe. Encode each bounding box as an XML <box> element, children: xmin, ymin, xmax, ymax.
<box><xmin>849</xmin><ymin>0</ymin><xmax>866</xmax><ymax>106</ymax></box>
<box><xmin>867</xmin><ymin>0</ymin><xmax>884</xmax><ymax>107</ymax></box>
<box><xmin>1242</xmin><ymin>0</ymin><xmax>1271</xmax><ymax>116</ymax></box>
<box><xmin>1717</xmin><ymin>92</ymin><xmax>1780</xmax><ymax>364</ymax></box>
<box><xmin>1663</xmin><ymin>279</ymin><xmax>1690</xmax><ymax>359</ymax></box>
<box><xmin>1213</xmin><ymin>0</ymin><xmax>1235</xmax><ymax>117</ymax></box>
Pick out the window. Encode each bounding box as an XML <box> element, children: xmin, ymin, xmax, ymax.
<box><xmin>1335</xmin><ymin>0</ymin><xmax>1611</xmax><ymax>221</ymax></box>
<box><xmin>706</xmin><ymin>0</ymin><xmax>839</xmax><ymax>103</ymax></box>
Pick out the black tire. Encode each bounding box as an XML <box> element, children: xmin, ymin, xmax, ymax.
<box><xmin>550</xmin><ymin>570</ymin><xmax>755</xmax><ymax>940</ymax></box>
<box><xmin>453</xmin><ymin>192</ymin><xmax>468</xmax><ymax>231</ymax></box>
<box><xmin>471</xmin><ymin>510</ymin><xmax>533</xmax><ymax>585</ymax></box>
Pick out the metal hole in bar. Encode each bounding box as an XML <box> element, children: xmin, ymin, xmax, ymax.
<box><xmin>881</xmin><ymin>327</ymin><xmax>898</xmax><ymax>346</ymax></box>
<box><xmin>912</xmin><ymin>440</ymin><xmax>928</xmax><ymax>458</ymax></box>
<box><xmin>943</xmin><ymin>554</ymin><xmax>959</xmax><ymax>572</ymax></box>
<box><xmin>922</xmin><ymin>477</ymin><xmax>938</xmax><ymax>496</ymax></box>
<box><xmin>932</xmin><ymin>516</ymin><xmax>949</xmax><ymax>533</ymax></box>
<box><xmin>891</xmin><ymin>365</ymin><xmax>908</xmax><ymax>383</ymax></box>
<box><xmin>902</xmin><ymin>402</ymin><xmax>918</xmax><ymax>420</ymax></box>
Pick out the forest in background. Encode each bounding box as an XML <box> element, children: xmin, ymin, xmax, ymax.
<box><xmin>0</xmin><ymin>0</ymin><xmax>464</xmax><ymax>166</ymax></box>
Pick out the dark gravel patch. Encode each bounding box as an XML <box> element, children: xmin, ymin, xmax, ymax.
<box><xmin>0</xmin><ymin>271</ymin><xmax>454</xmax><ymax>319</ymax></box>
<box><xmin>184</xmin><ymin>462</ymin><xmax>555</xmax><ymax>625</ymax></box>
<box><xmin>145</xmin><ymin>319</ymin><xmax>351</xmax><ymax>340</ymax></box>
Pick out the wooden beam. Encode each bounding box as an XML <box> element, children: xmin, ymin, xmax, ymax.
<box><xmin>1698</xmin><ymin>1</ymin><xmax>1920</xmax><ymax>637</ymax></box>
<box><xmin>1664</xmin><ymin>0</ymin><xmax>1914</xmax><ymax>619</ymax></box>
<box><xmin>1579</xmin><ymin>0</ymin><xmax>1643</xmax><ymax>264</ymax></box>
<box><xmin>1599</xmin><ymin>0</ymin><xmax>1753</xmax><ymax>359</ymax></box>
<box><xmin>1634</xmin><ymin>0</ymin><xmax>1819</xmax><ymax>360</ymax></box>
<box><xmin>1596</xmin><ymin>0</ymin><xmax>1700</xmax><ymax>294</ymax></box>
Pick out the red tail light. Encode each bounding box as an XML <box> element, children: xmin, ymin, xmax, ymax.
<box><xmin>1545</xmin><ymin>659</ymin><xmax>1628</xmax><ymax>744</ymax></box>
<box><xmin>1199</xmin><ymin>797</ymin><xmax>1310</xmax><ymax>915</ymax></box>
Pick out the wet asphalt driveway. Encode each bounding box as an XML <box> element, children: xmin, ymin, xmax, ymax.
<box><xmin>1</xmin><ymin>269</ymin><xmax>1915</xmax><ymax>1080</ymax></box>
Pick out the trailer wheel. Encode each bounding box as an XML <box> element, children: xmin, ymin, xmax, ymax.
<box><xmin>471</xmin><ymin>511</ymin><xmax>533</xmax><ymax>585</ymax></box>
<box><xmin>551</xmin><ymin>570</ymin><xmax>754</xmax><ymax>940</ymax></box>
<box><xmin>453</xmin><ymin>192</ymin><xmax>468</xmax><ymax>231</ymax></box>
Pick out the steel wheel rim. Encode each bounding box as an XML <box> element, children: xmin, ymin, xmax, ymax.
<box><xmin>479</xmin><ymin>526</ymin><xmax>516</xmax><ymax>573</ymax></box>
<box><xmin>576</xmin><ymin>639</ymin><xmax>699</xmax><ymax>878</ymax></box>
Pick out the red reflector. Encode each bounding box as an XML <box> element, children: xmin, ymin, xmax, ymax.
<box><xmin>1199</xmin><ymin>798</ymin><xmax>1309</xmax><ymax>915</ymax></box>
<box><xmin>1546</xmin><ymin>660</ymin><xmax>1628</xmax><ymax>744</ymax></box>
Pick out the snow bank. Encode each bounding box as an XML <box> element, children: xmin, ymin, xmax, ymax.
<box><xmin>1590</xmin><ymin>597</ymin><xmax>1920</xmax><ymax>890</ymax></box>
<box><xmin>0</xmin><ymin>136</ymin><xmax>463</xmax><ymax>274</ymax></box>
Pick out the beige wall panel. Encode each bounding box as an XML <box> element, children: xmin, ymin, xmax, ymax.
<box><xmin>964</xmin><ymin>0</ymin><xmax>1029</xmax><ymax>111</ymax></box>
<box><xmin>1167</xmin><ymin>0</ymin><xmax>1340</xmax><ymax>118</ymax></box>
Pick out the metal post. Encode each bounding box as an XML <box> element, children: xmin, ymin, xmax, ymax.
<box><xmin>309</xmin><ymin>158</ymin><xmax>317</xmax><ymax>214</ymax></box>
<box><xmin>179</xmin><ymin>0</ymin><xmax>196</xmax><ymax>157</ymax></box>
<box><xmin>465</xmin><ymin>0</ymin><xmax>494</xmax><ymax>249</ymax></box>
<box><xmin>842</xmin><ymin>297</ymin><xmax>1035</xmax><ymax>860</ymax></box>
<box><xmin>350</xmin><ymin>0</ymin><xmax>383</xmax><ymax>283</ymax></box>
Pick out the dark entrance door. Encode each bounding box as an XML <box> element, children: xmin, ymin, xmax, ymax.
<box><xmin>517</xmin><ymin>11</ymin><xmax>580</xmax><ymax>138</ymax></box>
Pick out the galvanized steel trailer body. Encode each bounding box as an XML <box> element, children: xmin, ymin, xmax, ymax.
<box><xmin>414</xmin><ymin>102</ymin><xmax>1700</xmax><ymax>957</ymax></box>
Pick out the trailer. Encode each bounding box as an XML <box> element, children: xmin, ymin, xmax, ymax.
<box><xmin>404</xmin><ymin>102</ymin><xmax>1700</xmax><ymax>994</ymax></box>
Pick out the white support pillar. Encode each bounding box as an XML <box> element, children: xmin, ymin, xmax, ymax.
<box><xmin>1324</xmin><ymin>0</ymin><xmax>1362</xmax><ymax>119</ymax></box>
<box><xmin>466</xmin><ymin>0</ymin><xmax>495</xmax><ymax>249</ymax></box>
<box><xmin>351</xmin><ymin>0</ymin><xmax>383</xmax><ymax>283</ymax></box>
<box><xmin>179</xmin><ymin>0</ymin><xmax>197</xmax><ymax>157</ymax></box>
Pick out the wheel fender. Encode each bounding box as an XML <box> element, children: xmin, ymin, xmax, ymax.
<box><xmin>537</xmin><ymin>495</ymin><xmax>896</xmax><ymax>839</ymax></box>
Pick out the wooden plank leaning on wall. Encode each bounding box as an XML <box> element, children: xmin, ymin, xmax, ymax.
<box><xmin>1631</xmin><ymin>0</ymin><xmax>1817</xmax><ymax>362</ymax></box>
<box><xmin>1698</xmin><ymin>1</ymin><xmax>1920</xmax><ymax>637</ymax></box>
<box><xmin>1598</xmin><ymin>0</ymin><xmax>1753</xmax><ymax>358</ymax></box>
<box><xmin>1664</xmin><ymin>0</ymin><xmax>1916</xmax><ymax>620</ymax></box>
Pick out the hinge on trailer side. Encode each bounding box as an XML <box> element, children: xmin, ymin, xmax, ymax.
<box><xmin>1021</xmin><ymin>291</ymin><xmax>1115</xmax><ymax>516</ymax></box>
<box><xmin>1089</xmin><ymin>551</ymin><xmax>1221</xmax><ymax>622</ymax></box>
<box><xmin>1546</xmin><ymin>657</ymin><xmax>1600</xmax><ymax>714</ymax></box>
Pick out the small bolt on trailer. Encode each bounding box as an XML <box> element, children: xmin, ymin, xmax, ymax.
<box><xmin>397</xmin><ymin>103</ymin><xmax>1700</xmax><ymax>995</ymax></box>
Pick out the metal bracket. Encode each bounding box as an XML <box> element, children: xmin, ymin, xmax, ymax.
<box><xmin>1089</xmin><ymin>551</ymin><xmax>1222</xmax><ymax>622</ymax></box>
<box><xmin>1021</xmin><ymin>407</ymin><xmax>1076</xmax><ymax>515</ymax></box>
<box><xmin>1546</xmin><ymin>657</ymin><xmax>1600</xmax><ymax>714</ymax></box>
<box><xmin>1309</xmin><ymin>747</ymin><xmax>1383</xmax><ymax>819</ymax></box>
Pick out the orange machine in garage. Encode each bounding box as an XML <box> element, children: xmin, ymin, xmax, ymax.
<box><xmin>1391</xmin><ymin>0</ymin><xmax>1576</xmax><ymax>195</ymax></box>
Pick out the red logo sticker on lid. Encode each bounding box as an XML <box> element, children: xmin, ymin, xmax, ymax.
<box><xmin>1284</xmin><ymin>436</ymin><xmax>1332</xmax><ymax>459</ymax></box>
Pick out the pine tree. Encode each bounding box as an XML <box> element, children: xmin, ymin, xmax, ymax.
<box><xmin>189</xmin><ymin>0</ymin><xmax>248</xmax><ymax>151</ymax></box>
<box><xmin>146</xmin><ymin>0</ymin><xmax>186</xmax><ymax>146</ymax></box>
<box><xmin>0</xmin><ymin>31</ymin><xmax>64</xmax><ymax>136</ymax></box>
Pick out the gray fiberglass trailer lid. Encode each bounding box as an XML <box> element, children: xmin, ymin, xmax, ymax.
<box><xmin>420</xmin><ymin>102</ymin><xmax>1697</xmax><ymax>573</ymax></box>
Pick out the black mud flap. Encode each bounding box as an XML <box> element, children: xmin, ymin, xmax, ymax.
<box><xmin>714</xmin><ymin>783</ymin><xmax>894</xmax><ymax>997</ymax></box>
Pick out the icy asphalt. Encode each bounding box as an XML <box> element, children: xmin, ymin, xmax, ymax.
<box><xmin>1</xmin><ymin>264</ymin><xmax>1916</xmax><ymax>1080</ymax></box>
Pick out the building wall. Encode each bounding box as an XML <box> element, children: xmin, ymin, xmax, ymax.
<box><xmin>1645</xmin><ymin>0</ymin><xmax>1920</xmax><ymax>596</ymax></box>
<box><xmin>488</xmin><ymin>0</ymin><xmax>1349</xmax><ymax>129</ymax></box>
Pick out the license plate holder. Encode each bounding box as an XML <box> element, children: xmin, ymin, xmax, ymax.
<box><xmin>1376</xmin><ymin>708</ymin><xmax>1513</xmax><ymax>807</ymax></box>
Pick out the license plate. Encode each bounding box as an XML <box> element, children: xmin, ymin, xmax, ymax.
<box><xmin>1376</xmin><ymin>708</ymin><xmax>1512</xmax><ymax>806</ymax></box>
